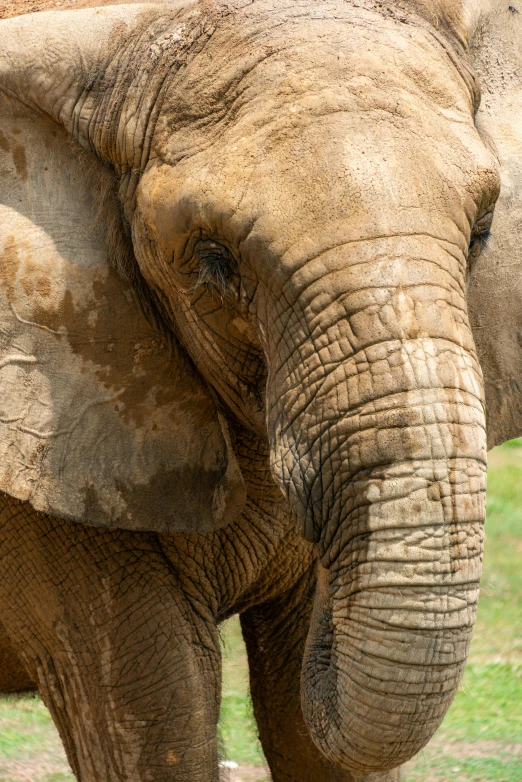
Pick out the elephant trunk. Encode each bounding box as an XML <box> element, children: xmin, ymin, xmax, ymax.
<box><xmin>301</xmin><ymin>446</ymin><xmax>485</xmax><ymax>772</ymax></box>
<box><xmin>266</xmin><ymin>254</ymin><xmax>487</xmax><ymax>772</ymax></box>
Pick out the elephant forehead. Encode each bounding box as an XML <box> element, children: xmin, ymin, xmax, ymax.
<box><xmin>143</xmin><ymin>11</ymin><xmax>495</xmax><ymax>273</ymax></box>
<box><xmin>155</xmin><ymin>2</ymin><xmax>475</xmax><ymax>165</ymax></box>
<box><xmin>141</xmin><ymin>103</ymin><xmax>484</xmax><ymax>286</ymax></box>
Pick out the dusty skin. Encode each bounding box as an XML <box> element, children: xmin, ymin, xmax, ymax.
<box><xmin>0</xmin><ymin>0</ymin><xmax>521</xmax><ymax>780</ymax></box>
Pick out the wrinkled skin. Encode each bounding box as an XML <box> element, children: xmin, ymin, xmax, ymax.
<box><xmin>0</xmin><ymin>0</ymin><xmax>521</xmax><ymax>780</ymax></box>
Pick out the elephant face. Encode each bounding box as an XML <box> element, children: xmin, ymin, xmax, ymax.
<box><xmin>132</xmin><ymin>3</ymin><xmax>498</xmax><ymax>519</ymax></box>
<box><xmin>0</xmin><ymin>0</ymin><xmax>520</xmax><ymax>775</ymax></box>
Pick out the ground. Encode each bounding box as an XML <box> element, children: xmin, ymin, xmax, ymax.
<box><xmin>0</xmin><ymin>441</ymin><xmax>521</xmax><ymax>781</ymax></box>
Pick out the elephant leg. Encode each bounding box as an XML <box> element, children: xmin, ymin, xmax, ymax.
<box><xmin>240</xmin><ymin>563</ymin><xmax>400</xmax><ymax>782</ymax></box>
<box><xmin>0</xmin><ymin>618</ymin><xmax>36</xmax><ymax>693</ymax></box>
<box><xmin>0</xmin><ymin>494</ymin><xmax>221</xmax><ymax>782</ymax></box>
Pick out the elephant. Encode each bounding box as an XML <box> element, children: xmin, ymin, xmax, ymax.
<box><xmin>0</xmin><ymin>0</ymin><xmax>521</xmax><ymax>779</ymax></box>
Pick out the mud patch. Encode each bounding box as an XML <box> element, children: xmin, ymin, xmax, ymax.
<box><xmin>11</xmin><ymin>144</ymin><xmax>27</xmax><ymax>181</ymax></box>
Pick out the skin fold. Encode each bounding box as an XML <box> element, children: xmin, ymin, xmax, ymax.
<box><xmin>0</xmin><ymin>0</ymin><xmax>521</xmax><ymax>780</ymax></box>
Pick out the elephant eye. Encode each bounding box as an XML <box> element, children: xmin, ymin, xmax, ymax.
<box><xmin>193</xmin><ymin>240</ymin><xmax>239</xmax><ymax>300</ymax></box>
<box><xmin>468</xmin><ymin>212</ymin><xmax>493</xmax><ymax>271</ymax></box>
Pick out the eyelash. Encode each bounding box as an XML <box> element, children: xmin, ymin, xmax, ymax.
<box><xmin>193</xmin><ymin>249</ymin><xmax>240</xmax><ymax>302</ymax></box>
<box><xmin>468</xmin><ymin>211</ymin><xmax>493</xmax><ymax>268</ymax></box>
<box><xmin>472</xmin><ymin>228</ymin><xmax>491</xmax><ymax>251</ymax></box>
<box><xmin>196</xmin><ymin>254</ymin><xmax>231</xmax><ymax>292</ymax></box>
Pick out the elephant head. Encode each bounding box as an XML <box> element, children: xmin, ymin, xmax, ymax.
<box><xmin>0</xmin><ymin>0</ymin><xmax>520</xmax><ymax>774</ymax></box>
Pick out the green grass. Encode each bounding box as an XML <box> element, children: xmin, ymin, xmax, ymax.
<box><xmin>0</xmin><ymin>439</ymin><xmax>520</xmax><ymax>780</ymax></box>
<box><xmin>440</xmin><ymin>664</ymin><xmax>522</xmax><ymax>742</ymax></box>
<box><xmin>0</xmin><ymin>695</ymin><xmax>74</xmax><ymax>781</ymax></box>
<box><xmin>219</xmin><ymin>617</ymin><xmax>265</xmax><ymax>766</ymax></box>
<box><xmin>219</xmin><ymin>693</ymin><xmax>265</xmax><ymax>766</ymax></box>
<box><xmin>0</xmin><ymin>697</ymin><xmax>54</xmax><ymax>758</ymax></box>
<box><xmin>404</xmin><ymin>755</ymin><xmax>522</xmax><ymax>782</ymax></box>
<box><xmin>496</xmin><ymin>437</ymin><xmax>522</xmax><ymax>450</ymax></box>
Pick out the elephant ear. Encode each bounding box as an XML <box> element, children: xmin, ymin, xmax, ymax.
<box><xmin>466</xmin><ymin>1</ymin><xmax>522</xmax><ymax>449</ymax></box>
<box><xmin>0</xmin><ymin>89</ymin><xmax>245</xmax><ymax>533</ymax></box>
